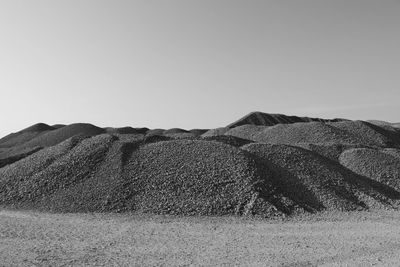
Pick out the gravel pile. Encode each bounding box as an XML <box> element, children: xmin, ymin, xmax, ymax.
<box><xmin>0</xmin><ymin>134</ymin><xmax>115</xmax><ymax>209</ymax></box>
<box><xmin>201</xmin><ymin>127</ymin><xmax>230</xmax><ymax>137</ymax></box>
<box><xmin>2</xmin><ymin>114</ymin><xmax>400</xmax><ymax>217</ymax></box>
<box><xmin>328</xmin><ymin>121</ymin><xmax>400</xmax><ymax>147</ymax></box>
<box><xmin>0</xmin><ymin>123</ymin><xmax>54</xmax><ymax>148</ymax></box>
<box><xmin>105</xmin><ymin>127</ymin><xmax>149</xmax><ymax>135</ymax></box>
<box><xmin>0</xmin><ymin>135</ymin><xmax>86</xmax><ymax>204</ymax></box>
<box><xmin>0</xmin><ymin>138</ymin><xmax>281</xmax><ymax>216</ymax></box>
<box><xmin>339</xmin><ymin>148</ymin><xmax>400</xmax><ymax>192</ymax></box>
<box><xmin>118</xmin><ymin>140</ymin><xmax>279</xmax><ymax>216</ymax></box>
<box><xmin>21</xmin><ymin>123</ymin><xmax>105</xmax><ymax>148</ymax></box>
<box><xmin>225</xmin><ymin>122</ymin><xmax>361</xmax><ymax>145</ymax></box>
<box><xmin>145</xmin><ymin>128</ymin><xmax>165</xmax><ymax>137</ymax></box>
<box><xmin>294</xmin><ymin>143</ymin><xmax>364</xmax><ymax>162</ymax></box>
<box><xmin>228</xmin><ymin>112</ymin><xmax>345</xmax><ymax>128</ymax></box>
<box><xmin>0</xmin><ymin>146</ymin><xmax>42</xmax><ymax>168</ymax></box>
<box><xmin>201</xmin><ymin>135</ymin><xmax>254</xmax><ymax>147</ymax></box>
<box><xmin>189</xmin><ymin>129</ymin><xmax>208</xmax><ymax>136</ymax></box>
<box><xmin>242</xmin><ymin>143</ymin><xmax>400</xmax><ymax>212</ymax></box>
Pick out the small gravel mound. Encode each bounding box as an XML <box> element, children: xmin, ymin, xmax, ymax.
<box><xmin>242</xmin><ymin>143</ymin><xmax>400</xmax><ymax>212</ymax></box>
<box><xmin>339</xmin><ymin>148</ymin><xmax>400</xmax><ymax>192</ymax></box>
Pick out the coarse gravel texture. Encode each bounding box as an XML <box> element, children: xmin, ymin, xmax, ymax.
<box><xmin>242</xmin><ymin>143</ymin><xmax>400</xmax><ymax>212</ymax></box>
<box><xmin>339</xmin><ymin>148</ymin><xmax>400</xmax><ymax>192</ymax></box>
<box><xmin>328</xmin><ymin>120</ymin><xmax>400</xmax><ymax>148</ymax></box>
<box><xmin>118</xmin><ymin>139</ymin><xmax>279</xmax><ymax>216</ymax></box>
<box><xmin>0</xmin><ymin>135</ymin><xmax>113</xmax><ymax>209</ymax></box>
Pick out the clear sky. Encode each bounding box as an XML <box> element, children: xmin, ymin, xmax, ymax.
<box><xmin>1</xmin><ymin>0</ymin><xmax>399</xmax><ymax>137</ymax></box>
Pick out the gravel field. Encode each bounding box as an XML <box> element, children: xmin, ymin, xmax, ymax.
<box><xmin>1</xmin><ymin>209</ymin><xmax>400</xmax><ymax>266</ymax></box>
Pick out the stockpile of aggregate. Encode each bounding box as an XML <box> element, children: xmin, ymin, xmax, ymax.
<box><xmin>163</xmin><ymin>128</ymin><xmax>196</xmax><ymax>139</ymax></box>
<box><xmin>225</xmin><ymin>122</ymin><xmax>362</xmax><ymax>145</ymax></box>
<box><xmin>0</xmin><ymin>137</ymin><xmax>283</xmax><ymax>216</ymax></box>
<box><xmin>145</xmin><ymin>128</ymin><xmax>165</xmax><ymax>137</ymax></box>
<box><xmin>294</xmin><ymin>143</ymin><xmax>365</xmax><ymax>162</ymax></box>
<box><xmin>21</xmin><ymin>123</ymin><xmax>105</xmax><ymax>148</ymax></box>
<box><xmin>201</xmin><ymin>135</ymin><xmax>254</xmax><ymax>147</ymax></box>
<box><xmin>0</xmin><ymin>135</ymin><xmax>87</xmax><ymax>204</ymax></box>
<box><xmin>0</xmin><ymin>146</ymin><xmax>42</xmax><ymax>168</ymax></box>
<box><xmin>242</xmin><ymin>143</ymin><xmax>400</xmax><ymax>211</ymax></box>
<box><xmin>105</xmin><ymin>127</ymin><xmax>149</xmax><ymax>135</ymax></box>
<box><xmin>118</xmin><ymin>140</ymin><xmax>280</xmax><ymax>216</ymax></box>
<box><xmin>228</xmin><ymin>111</ymin><xmax>345</xmax><ymax>128</ymax></box>
<box><xmin>339</xmin><ymin>148</ymin><xmax>400</xmax><ymax>192</ymax></box>
<box><xmin>328</xmin><ymin>120</ymin><xmax>400</xmax><ymax>147</ymax></box>
<box><xmin>0</xmin><ymin>134</ymin><xmax>115</xmax><ymax>209</ymax></box>
<box><xmin>189</xmin><ymin>129</ymin><xmax>208</xmax><ymax>136</ymax></box>
<box><xmin>201</xmin><ymin>127</ymin><xmax>230</xmax><ymax>137</ymax></box>
<box><xmin>0</xmin><ymin>123</ymin><xmax>54</xmax><ymax>148</ymax></box>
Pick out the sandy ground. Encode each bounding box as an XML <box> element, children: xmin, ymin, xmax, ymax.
<box><xmin>1</xmin><ymin>209</ymin><xmax>400</xmax><ymax>266</ymax></box>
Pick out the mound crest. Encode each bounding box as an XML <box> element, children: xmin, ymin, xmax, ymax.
<box><xmin>228</xmin><ymin>112</ymin><xmax>345</xmax><ymax>128</ymax></box>
<box><xmin>226</xmin><ymin>122</ymin><xmax>361</xmax><ymax>145</ymax></box>
<box><xmin>21</xmin><ymin>123</ymin><xmax>105</xmax><ymax>148</ymax></box>
<box><xmin>0</xmin><ymin>123</ymin><xmax>54</xmax><ymax>148</ymax></box>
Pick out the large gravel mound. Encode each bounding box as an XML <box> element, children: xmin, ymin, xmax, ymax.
<box><xmin>226</xmin><ymin>122</ymin><xmax>361</xmax><ymax>145</ymax></box>
<box><xmin>228</xmin><ymin>112</ymin><xmax>345</xmax><ymax>128</ymax></box>
<box><xmin>242</xmin><ymin>143</ymin><xmax>400</xmax><ymax>212</ymax></box>
<box><xmin>339</xmin><ymin>148</ymin><xmax>400</xmax><ymax>192</ymax></box>
<box><xmin>118</xmin><ymin>140</ymin><xmax>278</xmax><ymax>216</ymax></box>
<box><xmin>0</xmin><ymin>138</ymin><xmax>281</xmax><ymax>216</ymax></box>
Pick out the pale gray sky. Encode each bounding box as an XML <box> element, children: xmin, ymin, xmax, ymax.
<box><xmin>1</xmin><ymin>0</ymin><xmax>399</xmax><ymax>137</ymax></box>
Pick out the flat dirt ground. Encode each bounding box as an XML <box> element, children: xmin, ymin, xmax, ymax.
<box><xmin>1</xmin><ymin>209</ymin><xmax>400</xmax><ymax>266</ymax></box>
